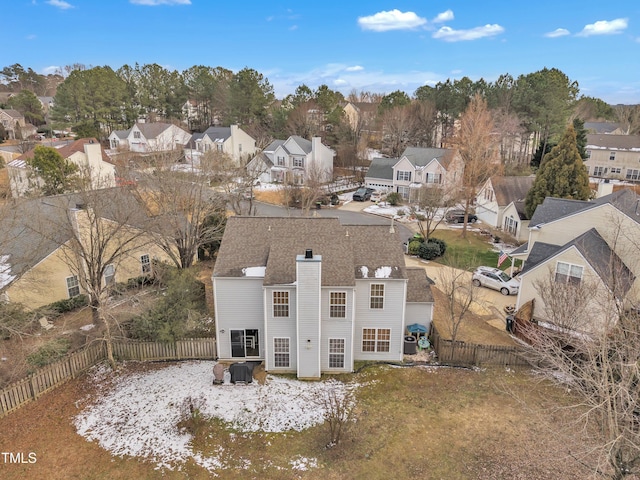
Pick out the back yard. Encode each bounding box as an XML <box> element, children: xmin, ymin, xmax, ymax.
<box><xmin>0</xmin><ymin>361</ymin><xmax>599</xmax><ymax>479</ymax></box>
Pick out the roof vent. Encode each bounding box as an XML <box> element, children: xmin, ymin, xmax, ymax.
<box><xmin>305</xmin><ymin>249</ymin><xmax>313</xmax><ymax>259</ymax></box>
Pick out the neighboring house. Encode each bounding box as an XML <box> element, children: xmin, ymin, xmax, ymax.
<box><xmin>185</xmin><ymin>125</ymin><xmax>258</xmax><ymax>165</ymax></box>
<box><xmin>212</xmin><ymin>217</ymin><xmax>434</xmax><ymax>378</ymax></box>
<box><xmin>364</xmin><ymin>147</ymin><xmax>464</xmax><ymax>202</ymax></box>
<box><xmin>246</xmin><ymin>136</ymin><xmax>334</xmax><ymax>185</ymax></box>
<box><xmin>0</xmin><ymin>109</ymin><xmax>35</xmax><ymax>140</ymax></box>
<box><xmin>37</xmin><ymin>96</ymin><xmax>55</xmax><ymax>114</ymax></box>
<box><xmin>475</xmin><ymin>176</ymin><xmax>535</xmax><ymax>241</ymax></box>
<box><xmin>513</xmin><ymin>189</ymin><xmax>640</xmax><ymax>334</ymax></box>
<box><xmin>7</xmin><ymin>138</ymin><xmax>116</xmax><ymax>197</ymax></box>
<box><xmin>0</xmin><ymin>188</ymin><xmax>171</xmax><ymax>309</ymax></box>
<box><xmin>107</xmin><ymin>123</ymin><xmax>192</xmax><ymax>153</ymax></box>
<box><xmin>584</xmin><ymin>134</ymin><xmax>640</xmax><ymax>183</ymax></box>
<box><xmin>584</xmin><ymin>122</ymin><xmax>625</xmax><ymax>135</ymax></box>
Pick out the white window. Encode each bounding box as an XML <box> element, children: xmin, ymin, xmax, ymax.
<box><xmin>104</xmin><ymin>264</ymin><xmax>115</xmax><ymax>285</ymax></box>
<box><xmin>555</xmin><ymin>261</ymin><xmax>583</xmax><ymax>285</ymax></box>
<box><xmin>586</xmin><ymin>150</ymin><xmax>591</xmax><ymax>159</ymax></box>
<box><xmin>370</xmin><ymin>284</ymin><xmax>384</xmax><ymax>309</ymax></box>
<box><xmin>330</xmin><ymin>292</ymin><xmax>346</xmax><ymax>318</ymax></box>
<box><xmin>133</xmin><ymin>131</ymin><xmax>141</xmax><ymax>139</ymax></box>
<box><xmin>140</xmin><ymin>254</ymin><xmax>151</xmax><ymax>274</ymax></box>
<box><xmin>273</xmin><ymin>291</ymin><xmax>289</xmax><ymax>317</ymax></box>
<box><xmin>609</xmin><ymin>151</ymin><xmax>616</xmax><ymax>161</ymax></box>
<box><xmin>362</xmin><ymin>328</ymin><xmax>391</xmax><ymax>353</ymax></box>
<box><xmin>397</xmin><ymin>186</ymin><xmax>410</xmax><ymax>200</ymax></box>
<box><xmin>504</xmin><ymin>216</ymin><xmax>518</xmax><ymax>235</ymax></box>
<box><xmin>273</xmin><ymin>338</ymin><xmax>290</xmax><ymax>367</ymax></box>
<box><xmin>66</xmin><ymin>275</ymin><xmax>80</xmax><ymax>298</ymax></box>
<box><xmin>611</xmin><ymin>167</ymin><xmax>622</xmax><ymax>174</ymax></box>
<box><xmin>426</xmin><ymin>173</ymin><xmax>441</xmax><ymax>184</ymax></box>
<box><xmin>626</xmin><ymin>169</ymin><xmax>640</xmax><ymax>181</ymax></box>
<box><xmin>293</xmin><ymin>157</ymin><xmax>304</xmax><ymax>167</ymax></box>
<box><xmin>329</xmin><ymin>338</ymin><xmax>345</xmax><ymax>368</ymax></box>
<box><xmin>277</xmin><ymin>156</ymin><xmax>285</xmax><ymax>166</ymax></box>
<box><xmin>593</xmin><ymin>166</ymin><xmax>605</xmax><ymax>176</ymax></box>
<box><xmin>238</xmin><ymin>144</ymin><xmax>242</xmax><ymax>154</ymax></box>
<box><xmin>396</xmin><ymin>171</ymin><xmax>411</xmax><ymax>181</ymax></box>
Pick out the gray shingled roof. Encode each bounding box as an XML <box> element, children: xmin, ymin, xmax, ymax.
<box><xmin>406</xmin><ymin>267</ymin><xmax>434</xmax><ymax>303</ymax></box>
<box><xmin>366</xmin><ymin>157</ymin><xmax>397</xmax><ymax>180</ymax></box>
<box><xmin>491</xmin><ymin>176</ymin><xmax>535</xmax><ymax>206</ymax></box>
<box><xmin>401</xmin><ymin>147</ymin><xmax>456</xmax><ymax>170</ymax></box>
<box><xmin>112</xmin><ymin>129</ymin><xmax>130</xmax><ymax>139</ymax></box>
<box><xmin>529</xmin><ymin>197</ymin><xmax>592</xmax><ymax>226</ymax></box>
<box><xmin>520</xmin><ymin>242</ymin><xmax>562</xmax><ymax>274</ymax></box>
<box><xmin>584</xmin><ymin>122</ymin><xmax>622</xmax><ymax>134</ymax></box>
<box><xmin>586</xmin><ymin>134</ymin><xmax>640</xmax><ymax>150</ymax></box>
<box><xmin>264</xmin><ymin>139</ymin><xmax>286</xmax><ymax>152</ymax></box>
<box><xmin>531</xmin><ymin>189</ymin><xmax>640</xmax><ymax>227</ymax></box>
<box><xmin>289</xmin><ymin>136</ymin><xmax>313</xmax><ymax>154</ymax></box>
<box><xmin>0</xmin><ymin>109</ymin><xmax>23</xmax><ymax>119</ymax></box>
<box><xmin>136</xmin><ymin>122</ymin><xmax>173</xmax><ymax>139</ymax></box>
<box><xmin>213</xmin><ymin>217</ymin><xmax>407</xmax><ymax>286</ymax></box>
<box><xmin>0</xmin><ymin>188</ymin><xmax>153</xmax><ymax>289</ymax></box>
<box><xmin>203</xmin><ymin>126</ymin><xmax>231</xmax><ymax>142</ymax></box>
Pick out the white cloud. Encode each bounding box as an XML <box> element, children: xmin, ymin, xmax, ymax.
<box><xmin>432</xmin><ymin>24</ymin><xmax>504</xmax><ymax>42</ymax></box>
<box><xmin>545</xmin><ymin>28</ymin><xmax>570</xmax><ymax>38</ymax></box>
<box><xmin>358</xmin><ymin>9</ymin><xmax>427</xmax><ymax>32</ymax></box>
<box><xmin>130</xmin><ymin>0</ymin><xmax>191</xmax><ymax>5</ymax></box>
<box><xmin>42</xmin><ymin>66</ymin><xmax>61</xmax><ymax>75</ymax></box>
<box><xmin>432</xmin><ymin>10</ymin><xmax>454</xmax><ymax>24</ymax></box>
<box><xmin>345</xmin><ymin>65</ymin><xmax>364</xmax><ymax>72</ymax></box>
<box><xmin>46</xmin><ymin>0</ymin><xmax>73</xmax><ymax>9</ymax></box>
<box><xmin>577</xmin><ymin>18</ymin><xmax>627</xmax><ymax>36</ymax></box>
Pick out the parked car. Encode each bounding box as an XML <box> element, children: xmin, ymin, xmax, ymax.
<box><xmin>370</xmin><ymin>190</ymin><xmax>387</xmax><ymax>202</ymax></box>
<box><xmin>353</xmin><ymin>187</ymin><xmax>374</xmax><ymax>201</ymax></box>
<box><xmin>472</xmin><ymin>266</ymin><xmax>519</xmax><ymax>296</ymax></box>
<box><xmin>445</xmin><ymin>210</ymin><xmax>478</xmax><ymax>223</ymax></box>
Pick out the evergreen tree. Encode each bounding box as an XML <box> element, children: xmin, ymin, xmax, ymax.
<box><xmin>525</xmin><ymin>125</ymin><xmax>591</xmax><ymax>218</ymax></box>
<box><xmin>28</xmin><ymin>145</ymin><xmax>79</xmax><ymax>195</ymax></box>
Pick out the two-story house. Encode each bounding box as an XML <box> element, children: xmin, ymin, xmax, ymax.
<box><xmin>365</xmin><ymin>147</ymin><xmax>464</xmax><ymax>202</ymax></box>
<box><xmin>6</xmin><ymin>138</ymin><xmax>116</xmax><ymax>197</ymax></box>
<box><xmin>247</xmin><ymin>136</ymin><xmax>334</xmax><ymax>185</ymax></box>
<box><xmin>475</xmin><ymin>176</ymin><xmax>535</xmax><ymax>241</ymax></box>
<box><xmin>107</xmin><ymin>122</ymin><xmax>192</xmax><ymax>153</ymax></box>
<box><xmin>185</xmin><ymin>125</ymin><xmax>258</xmax><ymax>165</ymax></box>
<box><xmin>584</xmin><ymin>134</ymin><xmax>640</xmax><ymax>183</ymax></box>
<box><xmin>0</xmin><ymin>109</ymin><xmax>35</xmax><ymax>140</ymax></box>
<box><xmin>512</xmin><ymin>189</ymin><xmax>640</xmax><ymax>334</ymax></box>
<box><xmin>212</xmin><ymin>217</ymin><xmax>434</xmax><ymax>378</ymax></box>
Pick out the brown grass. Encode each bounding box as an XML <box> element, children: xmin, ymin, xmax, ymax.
<box><xmin>254</xmin><ymin>188</ymin><xmax>285</xmax><ymax>205</ymax></box>
<box><xmin>0</xmin><ymin>363</ymin><xmax>599</xmax><ymax>479</ymax></box>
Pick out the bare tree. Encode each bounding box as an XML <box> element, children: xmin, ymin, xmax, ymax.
<box><xmin>414</xmin><ymin>184</ymin><xmax>457</xmax><ymax>240</ymax></box>
<box><xmin>439</xmin><ymin>265</ymin><xmax>476</xmax><ymax>352</ymax></box>
<box><xmin>452</xmin><ymin>93</ymin><xmax>502</xmax><ymax>237</ymax></box>
<box><xmin>381</xmin><ymin>105</ymin><xmax>415</xmax><ymax>158</ymax></box>
<box><xmin>520</xmin><ymin>240</ymin><xmax>640</xmax><ymax>478</ymax></box>
<box><xmin>308</xmin><ymin>380</ymin><xmax>356</xmax><ymax>448</ymax></box>
<box><xmin>614</xmin><ymin>105</ymin><xmax>640</xmax><ymax>135</ymax></box>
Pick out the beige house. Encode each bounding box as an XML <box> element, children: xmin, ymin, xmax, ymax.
<box><xmin>185</xmin><ymin>125</ymin><xmax>258</xmax><ymax>165</ymax></box>
<box><xmin>475</xmin><ymin>176</ymin><xmax>534</xmax><ymax>241</ymax></box>
<box><xmin>365</xmin><ymin>147</ymin><xmax>464</xmax><ymax>202</ymax></box>
<box><xmin>512</xmin><ymin>189</ymin><xmax>640</xmax><ymax>334</ymax></box>
<box><xmin>108</xmin><ymin>122</ymin><xmax>191</xmax><ymax>153</ymax></box>
<box><xmin>0</xmin><ymin>189</ymin><xmax>172</xmax><ymax>309</ymax></box>
<box><xmin>584</xmin><ymin>134</ymin><xmax>640</xmax><ymax>182</ymax></box>
<box><xmin>0</xmin><ymin>109</ymin><xmax>35</xmax><ymax>140</ymax></box>
<box><xmin>6</xmin><ymin>138</ymin><xmax>116</xmax><ymax>197</ymax></box>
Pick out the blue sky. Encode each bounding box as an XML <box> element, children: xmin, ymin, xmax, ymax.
<box><xmin>5</xmin><ymin>1</ymin><xmax>640</xmax><ymax>104</ymax></box>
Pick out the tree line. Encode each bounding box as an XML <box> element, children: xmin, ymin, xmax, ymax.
<box><xmin>2</xmin><ymin>62</ymin><xmax>639</xmax><ymax>167</ymax></box>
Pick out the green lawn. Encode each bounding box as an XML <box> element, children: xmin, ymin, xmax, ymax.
<box><xmin>430</xmin><ymin>229</ymin><xmax>519</xmax><ymax>271</ymax></box>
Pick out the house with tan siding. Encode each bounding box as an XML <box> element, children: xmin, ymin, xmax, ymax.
<box><xmin>584</xmin><ymin>134</ymin><xmax>640</xmax><ymax>182</ymax></box>
<box><xmin>512</xmin><ymin>189</ymin><xmax>640</xmax><ymax>334</ymax></box>
<box><xmin>212</xmin><ymin>217</ymin><xmax>434</xmax><ymax>378</ymax></box>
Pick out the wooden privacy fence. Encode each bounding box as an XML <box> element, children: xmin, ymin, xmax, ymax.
<box><xmin>0</xmin><ymin>338</ymin><xmax>216</xmax><ymax>418</ymax></box>
<box><xmin>430</xmin><ymin>326</ymin><xmax>530</xmax><ymax>367</ymax></box>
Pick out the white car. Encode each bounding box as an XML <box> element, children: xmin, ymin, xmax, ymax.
<box><xmin>472</xmin><ymin>266</ymin><xmax>519</xmax><ymax>296</ymax></box>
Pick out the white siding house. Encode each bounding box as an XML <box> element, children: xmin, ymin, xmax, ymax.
<box><xmin>246</xmin><ymin>136</ymin><xmax>334</xmax><ymax>185</ymax></box>
<box><xmin>185</xmin><ymin>125</ymin><xmax>258</xmax><ymax>165</ymax></box>
<box><xmin>107</xmin><ymin>123</ymin><xmax>191</xmax><ymax>153</ymax></box>
<box><xmin>213</xmin><ymin>217</ymin><xmax>434</xmax><ymax>378</ymax></box>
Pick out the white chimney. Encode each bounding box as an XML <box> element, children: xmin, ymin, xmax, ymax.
<box><xmin>596</xmin><ymin>180</ymin><xmax>614</xmax><ymax>198</ymax></box>
<box><xmin>296</xmin><ymin>249</ymin><xmax>322</xmax><ymax>379</ymax></box>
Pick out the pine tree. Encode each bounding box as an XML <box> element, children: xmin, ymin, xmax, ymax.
<box><xmin>525</xmin><ymin>124</ymin><xmax>591</xmax><ymax>218</ymax></box>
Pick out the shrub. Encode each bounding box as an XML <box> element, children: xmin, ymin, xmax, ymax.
<box><xmin>427</xmin><ymin>237</ymin><xmax>447</xmax><ymax>256</ymax></box>
<box><xmin>408</xmin><ymin>240</ymin><xmax>422</xmax><ymax>256</ymax></box>
<box><xmin>46</xmin><ymin>295</ymin><xmax>88</xmax><ymax>315</ymax></box>
<box><xmin>386</xmin><ymin>192</ymin><xmax>402</xmax><ymax>206</ymax></box>
<box><xmin>418</xmin><ymin>242</ymin><xmax>442</xmax><ymax>260</ymax></box>
<box><xmin>27</xmin><ymin>338</ymin><xmax>71</xmax><ymax>368</ymax></box>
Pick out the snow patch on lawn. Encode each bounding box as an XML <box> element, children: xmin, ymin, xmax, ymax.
<box><xmin>75</xmin><ymin>361</ymin><xmax>352</xmax><ymax>473</ymax></box>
